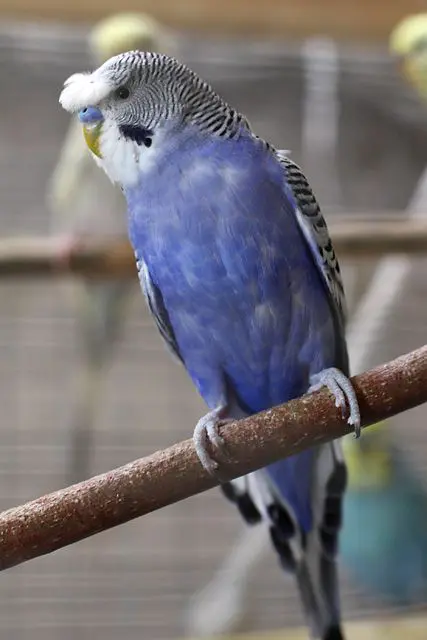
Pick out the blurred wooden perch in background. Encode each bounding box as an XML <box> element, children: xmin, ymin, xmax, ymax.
<box><xmin>0</xmin><ymin>213</ymin><xmax>426</xmax><ymax>279</ymax></box>
<box><xmin>0</xmin><ymin>344</ymin><xmax>425</xmax><ymax>572</ymax></box>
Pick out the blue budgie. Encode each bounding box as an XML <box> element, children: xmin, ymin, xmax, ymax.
<box><xmin>48</xmin><ymin>15</ymin><xmax>168</xmax><ymax>481</ymax></box>
<box><xmin>60</xmin><ymin>51</ymin><xmax>360</xmax><ymax>640</ymax></box>
<box><xmin>341</xmin><ymin>420</ymin><xmax>427</xmax><ymax>604</ymax></box>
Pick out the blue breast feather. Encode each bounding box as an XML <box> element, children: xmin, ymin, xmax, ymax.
<box><xmin>126</xmin><ymin>126</ymin><xmax>342</xmax><ymax>530</ymax></box>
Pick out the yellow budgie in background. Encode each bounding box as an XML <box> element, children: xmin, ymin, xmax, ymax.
<box><xmin>47</xmin><ymin>13</ymin><xmax>170</xmax><ymax>481</ymax></box>
<box><xmin>390</xmin><ymin>13</ymin><xmax>427</xmax><ymax>99</ymax></box>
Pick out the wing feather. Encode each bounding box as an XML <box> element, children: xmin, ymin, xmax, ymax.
<box><xmin>276</xmin><ymin>150</ymin><xmax>349</xmax><ymax>373</ymax></box>
<box><xmin>136</xmin><ymin>257</ymin><xmax>183</xmax><ymax>364</ymax></box>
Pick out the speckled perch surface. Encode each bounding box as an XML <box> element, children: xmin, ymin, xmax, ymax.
<box><xmin>0</xmin><ymin>344</ymin><xmax>426</xmax><ymax>572</ymax></box>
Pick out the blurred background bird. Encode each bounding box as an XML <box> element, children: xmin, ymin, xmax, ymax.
<box><xmin>340</xmin><ymin>420</ymin><xmax>427</xmax><ymax>605</ymax></box>
<box><xmin>390</xmin><ymin>13</ymin><xmax>427</xmax><ymax>100</ymax></box>
<box><xmin>47</xmin><ymin>12</ymin><xmax>170</xmax><ymax>482</ymax></box>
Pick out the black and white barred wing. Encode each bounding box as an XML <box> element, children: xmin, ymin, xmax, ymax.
<box><xmin>136</xmin><ymin>257</ymin><xmax>183</xmax><ymax>364</ymax></box>
<box><xmin>276</xmin><ymin>150</ymin><xmax>347</xmax><ymax>332</ymax></box>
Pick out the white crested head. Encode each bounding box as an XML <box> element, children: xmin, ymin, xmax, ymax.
<box><xmin>60</xmin><ymin>71</ymin><xmax>113</xmax><ymax>112</ymax></box>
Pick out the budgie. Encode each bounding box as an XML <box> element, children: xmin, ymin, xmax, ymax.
<box><xmin>389</xmin><ymin>13</ymin><xmax>427</xmax><ymax>99</ymax></box>
<box><xmin>59</xmin><ymin>51</ymin><xmax>361</xmax><ymax>640</ymax></box>
<box><xmin>341</xmin><ymin>420</ymin><xmax>427</xmax><ymax>604</ymax></box>
<box><xmin>48</xmin><ymin>14</ymin><xmax>167</xmax><ymax>481</ymax></box>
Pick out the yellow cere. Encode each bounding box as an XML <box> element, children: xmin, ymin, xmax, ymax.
<box><xmin>82</xmin><ymin>122</ymin><xmax>103</xmax><ymax>159</ymax></box>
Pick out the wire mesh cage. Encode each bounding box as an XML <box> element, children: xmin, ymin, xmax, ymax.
<box><xmin>0</xmin><ymin>19</ymin><xmax>426</xmax><ymax>640</ymax></box>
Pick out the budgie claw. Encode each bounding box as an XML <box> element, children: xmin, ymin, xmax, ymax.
<box><xmin>193</xmin><ymin>406</ymin><xmax>230</xmax><ymax>476</ymax></box>
<box><xmin>309</xmin><ymin>367</ymin><xmax>361</xmax><ymax>437</ymax></box>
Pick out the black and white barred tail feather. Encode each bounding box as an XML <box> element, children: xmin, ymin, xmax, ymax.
<box><xmin>222</xmin><ymin>439</ymin><xmax>347</xmax><ymax>640</ymax></box>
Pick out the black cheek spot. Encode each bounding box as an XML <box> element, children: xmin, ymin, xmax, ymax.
<box><xmin>119</xmin><ymin>124</ymin><xmax>154</xmax><ymax>147</ymax></box>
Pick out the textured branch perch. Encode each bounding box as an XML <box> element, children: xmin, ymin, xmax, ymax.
<box><xmin>331</xmin><ymin>218</ymin><xmax>427</xmax><ymax>257</ymax></box>
<box><xmin>0</xmin><ymin>236</ymin><xmax>134</xmax><ymax>278</ymax></box>
<box><xmin>0</xmin><ymin>214</ymin><xmax>426</xmax><ymax>279</ymax></box>
<box><xmin>0</xmin><ymin>345</ymin><xmax>426</xmax><ymax>572</ymax></box>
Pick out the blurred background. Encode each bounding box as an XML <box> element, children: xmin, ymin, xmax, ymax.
<box><xmin>0</xmin><ymin>0</ymin><xmax>427</xmax><ymax>638</ymax></box>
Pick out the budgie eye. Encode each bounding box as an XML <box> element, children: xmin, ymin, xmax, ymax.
<box><xmin>115</xmin><ymin>86</ymin><xmax>130</xmax><ymax>100</ymax></box>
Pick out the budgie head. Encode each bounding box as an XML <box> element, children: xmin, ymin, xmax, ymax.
<box><xmin>343</xmin><ymin>421</ymin><xmax>393</xmax><ymax>490</ymax></box>
<box><xmin>389</xmin><ymin>13</ymin><xmax>427</xmax><ymax>98</ymax></box>
<box><xmin>59</xmin><ymin>51</ymin><xmax>245</xmax><ymax>187</ymax></box>
<box><xmin>89</xmin><ymin>13</ymin><xmax>165</xmax><ymax>64</ymax></box>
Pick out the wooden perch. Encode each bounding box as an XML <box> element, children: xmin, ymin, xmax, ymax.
<box><xmin>0</xmin><ymin>344</ymin><xmax>425</xmax><ymax>572</ymax></box>
<box><xmin>0</xmin><ymin>216</ymin><xmax>426</xmax><ymax>279</ymax></box>
<box><xmin>0</xmin><ymin>236</ymin><xmax>135</xmax><ymax>279</ymax></box>
<box><xmin>331</xmin><ymin>218</ymin><xmax>427</xmax><ymax>257</ymax></box>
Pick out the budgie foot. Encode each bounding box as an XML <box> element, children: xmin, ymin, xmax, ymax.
<box><xmin>309</xmin><ymin>367</ymin><xmax>361</xmax><ymax>438</ymax></box>
<box><xmin>193</xmin><ymin>406</ymin><xmax>231</xmax><ymax>476</ymax></box>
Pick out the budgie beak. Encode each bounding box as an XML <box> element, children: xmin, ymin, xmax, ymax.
<box><xmin>82</xmin><ymin>122</ymin><xmax>103</xmax><ymax>158</ymax></box>
<box><xmin>78</xmin><ymin>107</ymin><xmax>104</xmax><ymax>159</ymax></box>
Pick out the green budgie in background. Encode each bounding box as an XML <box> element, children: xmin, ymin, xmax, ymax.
<box><xmin>47</xmin><ymin>13</ymin><xmax>170</xmax><ymax>481</ymax></box>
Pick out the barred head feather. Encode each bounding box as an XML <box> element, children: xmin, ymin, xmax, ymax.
<box><xmin>60</xmin><ymin>51</ymin><xmax>250</xmax><ymax>139</ymax></box>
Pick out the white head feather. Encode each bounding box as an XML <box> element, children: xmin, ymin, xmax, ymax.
<box><xmin>59</xmin><ymin>71</ymin><xmax>112</xmax><ymax>112</ymax></box>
